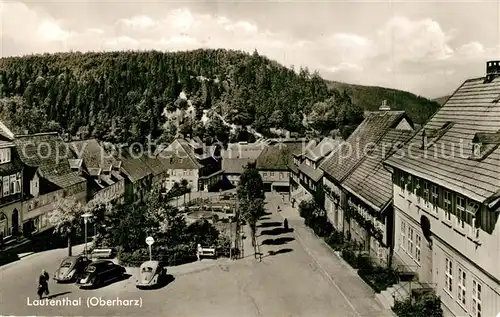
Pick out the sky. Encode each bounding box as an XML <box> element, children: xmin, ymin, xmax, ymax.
<box><xmin>1</xmin><ymin>1</ymin><xmax>500</xmax><ymax>98</ymax></box>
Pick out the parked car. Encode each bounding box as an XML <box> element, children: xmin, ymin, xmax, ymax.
<box><xmin>53</xmin><ymin>255</ymin><xmax>91</xmax><ymax>283</ymax></box>
<box><xmin>136</xmin><ymin>261</ymin><xmax>168</xmax><ymax>289</ymax></box>
<box><xmin>77</xmin><ymin>260</ymin><xmax>126</xmax><ymax>288</ymax></box>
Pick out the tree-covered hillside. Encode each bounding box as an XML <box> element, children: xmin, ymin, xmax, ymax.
<box><xmin>0</xmin><ymin>49</ymin><xmax>437</xmax><ymax>145</ymax></box>
<box><xmin>327</xmin><ymin>81</ymin><xmax>441</xmax><ymax>125</ymax></box>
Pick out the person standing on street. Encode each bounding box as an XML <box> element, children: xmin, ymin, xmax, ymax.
<box><xmin>37</xmin><ymin>269</ymin><xmax>50</xmax><ymax>299</ymax></box>
<box><xmin>196</xmin><ymin>244</ymin><xmax>202</xmax><ymax>261</ymax></box>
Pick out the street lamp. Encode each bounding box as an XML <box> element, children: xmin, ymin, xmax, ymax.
<box><xmin>81</xmin><ymin>213</ymin><xmax>92</xmax><ymax>256</ymax></box>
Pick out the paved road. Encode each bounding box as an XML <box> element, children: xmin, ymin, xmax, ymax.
<box><xmin>0</xmin><ymin>194</ymin><xmax>391</xmax><ymax>317</ymax></box>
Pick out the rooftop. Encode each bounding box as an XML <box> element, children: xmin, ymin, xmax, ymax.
<box><xmin>385</xmin><ymin>75</ymin><xmax>500</xmax><ymax>203</ymax></box>
<box><xmin>256</xmin><ymin>140</ymin><xmax>311</xmax><ymax>171</ymax></box>
<box><xmin>343</xmin><ymin>129</ymin><xmax>415</xmax><ymax>211</ymax></box>
<box><xmin>320</xmin><ymin>110</ymin><xmax>409</xmax><ymax>182</ymax></box>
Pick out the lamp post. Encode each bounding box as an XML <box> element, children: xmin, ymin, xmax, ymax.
<box><xmin>81</xmin><ymin>213</ymin><xmax>92</xmax><ymax>256</ymax></box>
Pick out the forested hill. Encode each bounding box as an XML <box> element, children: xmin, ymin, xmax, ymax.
<box><xmin>0</xmin><ymin>49</ymin><xmax>438</xmax><ymax>145</ymax></box>
<box><xmin>327</xmin><ymin>81</ymin><xmax>441</xmax><ymax>125</ymax></box>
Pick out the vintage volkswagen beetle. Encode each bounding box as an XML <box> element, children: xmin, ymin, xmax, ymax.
<box><xmin>53</xmin><ymin>255</ymin><xmax>91</xmax><ymax>283</ymax></box>
<box><xmin>136</xmin><ymin>260</ymin><xmax>167</xmax><ymax>288</ymax></box>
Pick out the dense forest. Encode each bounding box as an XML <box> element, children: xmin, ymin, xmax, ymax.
<box><xmin>0</xmin><ymin>49</ymin><xmax>438</xmax><ymax>145</ymax></box>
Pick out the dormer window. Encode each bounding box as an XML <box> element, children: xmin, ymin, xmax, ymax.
<box><xmin>422</xmin><ymin>122</ymin><xmax>454</xmax><ymax>148</ymax></box>
<box><xmin>473</xmin><ymin>143</ymin><xmax>482</xmax><ymax>157</ymax></box>
<box><xmin>470</xmin><ymin>131</ymin><xmax>500</xmax><ymax>160</ymax></box>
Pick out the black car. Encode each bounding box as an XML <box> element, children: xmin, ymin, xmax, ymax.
<box><xmin>53</xmin><ymin>255</ymin><xmax>91</xmax><ymax>283</ymax></box>
<box><xmin>77</xmin><ymin>260</ymin><xmax>126</xmax><ymax>288</ymax></box>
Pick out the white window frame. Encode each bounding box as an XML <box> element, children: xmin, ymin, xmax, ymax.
<box><xmin>414</xmin><ymin>178</ymin><xmax>421</xmax><ymax>202</ymax></box>
<box><xmin>400</xmin><ymin>221</ymin><xmax>406</xmax><ymax>250</ymax></box>
<box><xmin>400</xmin><ymin>176</ymin><xmax>405</xmax><ymax>194</ymax></box>
<box><xmin>456</xmin><ymin>196</ymin><xmax>466</xmax><ymax>230</ymax></box>
<box><xmin>3</xmin><ymin>176</ymin><xmax>9</xmax><ymax>196</ymax></box>
<box><xmin>415</xmin><ymin>234</ymin><xmax>421</xmax><ymax>264</ymax></box>
<box><xmin>445</xmin><ymin>258</ymin><xmax>453</xmax><ymax>295</ymax></box>
<box><xmin>457</xmin><ymin>267</ymin><xmax>466</xmax><ymax>308</ymax></box>
<box><xmin>472</xmin><ymin>279</ymin><xmax>482</xmax><ymax>317</ymax></box>
<box><xmin>408</xmin><ymin>227</ymin><xmax>414</xmax><ymax>256</ymax></box>
<box><xmin>444</xmin><ymin>190</ymin><xmax>452</xmax><ymax>222</ymax></box>
<box><xmin>423</xmin><ymin>181</ymin><xmax>430</xmax><ymax>207</ymax></box>
<box><xmin>431</xmin><ymin>185</ymin><xmax>439</xmax><ymax>210</ymax></box>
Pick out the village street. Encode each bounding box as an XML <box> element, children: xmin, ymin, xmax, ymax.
<box><xmin>0</xmin><ymin>193</ymin><xmax>392</xmax><ymax>317</ymax></box>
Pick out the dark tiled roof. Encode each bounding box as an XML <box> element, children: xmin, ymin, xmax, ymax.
<box><xmin>304</xmin><ymin>138</ymin><xmax>341</xmax><ymax>162</ymax></box>
<box><xmin>320</xmin><ymin>111</ymin><xmax>407</xmax><ymax>182</ymax></box>
<box><xmin>0</xmin><ymin>161</ymin><xmax>23</xmax><ymax>174</ymax></box>
<box><xmin>256</xmin><ymin>141</ymin><xmax>309</xmax><ymax>171</ymax></box>
<box><xmin>156</xmin><ymin>139</ymin><xmax>202</xmax><ymax>170</ymax></box>
<box><xmin>46</xmin><ymin>172</ymin><xmax>86</xmax><ymax>188</ymax></box>
<box><xmin>298</xmin><ymin>162</ymin><xmax>324</xmax><ymax>182</ymax></box>
<box><xmin>14</xmin><ymin>133</ymin><xmax>74</xmax><ymax>178</ymax></box>
<box><xmin>120</xmin><ymin>152</ymin><xmax>153</xmax><ymax>182</ymax></box>
<box><xmin>222</xmin><ymin>142</ymin><xmax>266</xmax><ymax>174</ymax></box>
<box><xmin>223</xmin><ymin>158</ymin><xmax>255</xmax><ymax>174</ymax></box>
<box><xmin>111</xmin><ymin>171</ymin><xmax>124</xmax><ymax>181</ymax></box>
<box><xmin>343</xmin><ymin>129</ymin><xmax>415</xmax><ymax>210</ymax></box>
<box><xmin>139</xmin><ymin>155</ymin><xmax>169</xmax><ymax>176</ymax></box>
<box><xmin>385</xmin><ymin>77</ymin><xmax>500</xmax><ymax>202</ymax></box>
<box><xmin>69</xmin><ymin>139</ymin><xmax>115</xmax><ymax>170</ymax></box>
<box><xmin>100</xmin><ymin>174</ymin><xmax>115</xmax><ymax>186</ymax></box>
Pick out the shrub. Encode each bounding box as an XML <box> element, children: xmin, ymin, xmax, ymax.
<box><xmin>393</xmin><ymin>294</ymin><xmax>443</xmax><ymax>317</ymax></box>
<box><xmin>118</xmin><ymin>243</ymin><xmax>197</xmax><ymax>267</ymax></box>
<box><xmin>0</xmin><ymin>250</ymin><xmax>19</xmax><ymax>266</ymax></box>
<box><xmin>356</xmin><ymin>253</ymin><xmax>374</xmax><ymax>274</ymax></box>
<box><xmin>341</xmin><ymin>247</ymin><xmax>357</xmax><ymax>268</ymax></box>
<box><xmin>325</xmin><ymin>230</ymin><xmax>345</xmax><ymax>250</ymax></box>
<box><xmin>216</xmin><ymin>234</ymin><xmax>231</xmax><ymax>257</ymax></box>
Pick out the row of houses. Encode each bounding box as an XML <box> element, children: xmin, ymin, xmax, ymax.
<box><xmin>0</xmin><ymin>127</ymin><xmax>224</xmax><ymax>244</ymax></box>
<box><xmin>289</xmin><ymin>62</ymin><xmax>500</xmax><ymax>317</ymax></box>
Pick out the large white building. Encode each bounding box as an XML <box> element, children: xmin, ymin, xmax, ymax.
<box><xmin>384</xmin><ymin>60</ymin><xmax>500</xmax><ymax>317</ymax></box>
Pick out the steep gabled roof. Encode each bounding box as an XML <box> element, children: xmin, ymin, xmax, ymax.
<box><xmin>305</xmin><ymin>137</ymin><xmax>341</xmax><ymax>162</ymax></box>
<box><xmin>14</xmin><ymin>133</ymin><xmax>82</xmax><ymax>184</ymax></box>
<box><xmin>343</xmin><ymin>129</ymin><xmax>415</xmax><ymax>211</ymax></box>
<box><xmin>120</xmin><ymin>152</ymin><xmax>153</xmax><ymax>182</ymax></box>
<box><xmin>256</xmin><ymin>141</ymin><xmax>309</xmax><ymax>171</ymax></box>
<box><xmin>222</xmin><ymin>142</ymin><xmax>266</xmax><ymax>174</ymax></box>
<box><xmin>156</xmin><ymin>139</ymin><xmax>203</xmax><ymax>170</ymax></box>
<box><xmin>385</xmin><ymin>76</ymin><xmax>500</xmax><ymax>203</ymax></box>
<box><xmin>69</xmin><ymin>139</ymin><xmax>116</xmax><ymax>171</ymax></box>
<box><xmin>320</xmin><ymin>111</ymin><xmax>408</xmax><ymax>182</ymax></box>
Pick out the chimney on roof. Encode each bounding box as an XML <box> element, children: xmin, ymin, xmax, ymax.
<box><xmin>485</xmin><ymin>60</ymin><xmax>500</xmax><ymax>83</ymax></box>
<box><xmin>379</xmin><ymin>100</ymin><xmax>390</xmax><ymax>111</ymax></box>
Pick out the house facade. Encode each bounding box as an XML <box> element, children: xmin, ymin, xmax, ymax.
<box><xmin>290</xmin><ymin>137</ymin><xmax>341</xmax><ymax>207</ymax></box>
<box><xmin>68</xmin><ymin>139</ymin><xmax>126</xmax><ymax>204</ymax></box>
<box><xmin>15</xmin><ymin>133</ymin><xmax>87</xmax><ymax>235</ymax></box>
<box><xmin>320</xmin><ymin>103</ymin><xmax>415</xmax><ymax>264</ymax></box>
<box><xmin>157</xmin><ymin>138</ymin><xmax>222</xmax><ymax>192</ymax></box>
<box><xmin>221</xmin><ymin>141</ymin><xmax>267</xmax><ymax>187</ymax></box>
<box><xmin>0</xmin><ymin>123</ymin><xmax>23</xmax><ymax>242</ymax></box>
<box><xmin>255</xmin><ymin>139</ymin><xmax>310</xmax><ymax>193</ymax></box>
<box><xmin>384</xmin><ymin>61</ymin><xmax>500</xmax><ymax>317</ymax></box>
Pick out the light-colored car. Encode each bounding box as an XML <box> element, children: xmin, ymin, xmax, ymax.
<box><xmin>53</xmin><ymin>255</ymin><xmax>91</xmax><ymax>283</ymax></box>
<box><xmin>136</xmin><ymin>261</ymin><xmax>167</xmax><ymax>289</ymax></box>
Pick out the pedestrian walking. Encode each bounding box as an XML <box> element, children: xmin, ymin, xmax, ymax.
<box><xmin>37</xmin><ymin>269</ymin><xmax>50</xmax><ymax>299</ymax></box>
<box><xmin>196</xmin><ymin>244</ymin><xmax>202</xmax><ymax>261</ymax></box>
<box><xmin>283</xmin><ymin>218</ymin><xmax>289</xmax><ymax>231</ymax></box>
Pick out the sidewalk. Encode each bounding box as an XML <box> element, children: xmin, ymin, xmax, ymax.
<box><xmin>266</xmin><ymin>193</ymin><xmax>395</xmax><ymax>317</ymax></box>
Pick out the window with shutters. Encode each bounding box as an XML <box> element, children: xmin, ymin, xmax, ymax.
<box><xmin>415</xmin><ymin>234</ymin><xmax>421</xmax><ymax>263</ymax></box>
<box><xmin>408</xmin><ymin>227</ymin><xmax>414</xmax><ymax>255</ymax></box>
<box><xmin>3</xmin><ymin>176</ymin><xmax>9</xmax><ymax>196</ymax></box>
